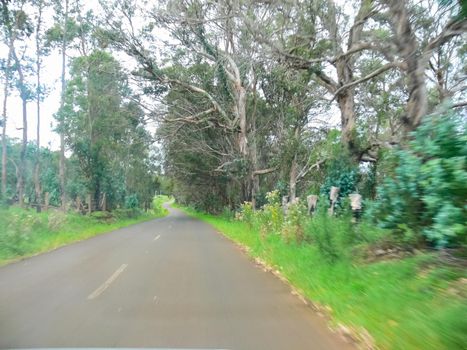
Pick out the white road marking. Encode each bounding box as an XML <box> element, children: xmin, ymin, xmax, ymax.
<box><xmin>87</xmin><ymin>264</ymin><xmax>128</xmax><ymax>300</ymax></box>
<box><xmin>153</xmin><ymin>234</ymin><xmax>161</xmax><ymax>241</ymax></box>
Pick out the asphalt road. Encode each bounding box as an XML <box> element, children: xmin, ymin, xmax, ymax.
<box><xmin>0</xmin><ymin>206</ymin><xmax>354</xmax><ymax>350</ymax></box>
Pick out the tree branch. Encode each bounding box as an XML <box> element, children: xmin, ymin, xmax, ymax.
<box><xmin>333</xmin><ymin>62</ymin><xmax>400</xmax><ymax>99</ymax></box>
<box><xmin>424</xmin><ymin>18</ymin><xmax>467</xmax><ymax>53</ymax></box>
<box><xmin>164</xmin><ymin>78</ymin><xmax>230</xmax><ymax>122</ymax></box>
<box><xmin>252</xmin><ymin>166</ymin><xmax>278</xmax><ymax>176</ymax></box>
<box><xmin>297</xmin><ymin>159</ymin><xmax>326</xmax><ymax>180</ymax></box>
<box><xmin>452</xmin><ymin>101</ymin><xmax>467</xmax><ymax>108</ymax></box>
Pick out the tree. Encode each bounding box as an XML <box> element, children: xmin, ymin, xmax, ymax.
<box><xmin>61</xmin><ymin>48</ymin><xmax>157</xmax><ymax>210</ymax></box>
<box><xmin>241</xmin><ymin>0</ymin><xmax>466</xmax><ymax>159</ymax></box>
<box><xmin>46</xmin><ymin>0</ymin><xmax>72</xmax><ymax>210</ymax></box>
<box><xmin>32</xmin><ymin>0</ymin><xmax>47</xmax><ymax>210</ymax></box>
<box><xmin>1</xmin><ymin>0</ymin><xmax>34</xmax><ymax>206</ymax></box>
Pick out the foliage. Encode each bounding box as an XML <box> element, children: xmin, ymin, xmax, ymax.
<box><xmin>373</xmin><ymin>112</ymin><xmax>466</xmax><ymax>247</ymax></box>
<box><xmin>124</xmin><ymin>194</ymin><xmax>139</xmax><ymax>209</ymax></box>
<box><xmin>305</xmin><ymin>210</ymin><xmax>355</xmax><ymax>262</ymax></box>
<box><xmin>281</xmin><ymin>200</ymin><xmax>307</xmax><ymax>243</ymax></box>
<box><xmin>320</xmin><ymin>150</ymin><xmax>359</xmax><ymax>210</ymax></box>
<box><xmin>152</xmin><ymin>195</ymin><xmax>170</xmax><ymax>217</ymax></box>
<box><xmin>259</xmin><ymin>190</ymin><xmax>284</xmax><ymax>235</ymax></box>
<box><xmin>0</xmin><ymin>199</ymin><xmax>168</xmax><ymax>265</ymax></box>
<box><xmin>237</xmin><ymin>201</ymin><xmax>254</xmax><ymax>226</ymax></box>
<box><xmin>183</xmin><ymin>206</ymin><xmax>467</xmax><ymax>350</ymax></box>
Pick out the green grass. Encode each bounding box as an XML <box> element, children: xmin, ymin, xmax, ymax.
<box><xmin>0</xmin><ymin>195</ymin><xmax>170</xmax><ymax>266</ymax></box>
<box><xmin>180</xmin><ymin>206</ymin><xmax>467</xmax><ymax>350</ymax></box>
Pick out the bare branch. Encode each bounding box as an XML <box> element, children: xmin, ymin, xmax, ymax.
<box><xmin>452</xmin><ymin>101</ymin><xmax>467</xmax><ymax>108</ymax></box>
<box><xmin>252</xmin><ymin>166</ymin><xmax>278</xmax><ymax>176</ymax></box>
<box><xmin>297</xmin><ymin>159</ymin><xmax>326</xmax><ymax>181</ymax></box>
<box><xmin>164</xmin><ymin>78</ymin><xmax>230</xmax><ymax>122</ymax></box>
<box><xmin>332</xmin><ymin>62</ymin><xmax>401</xmax><ymax>99</ymax></box>
<box><xmin>424</xmin><ymin>18</ymin><xmax>467</xmax><ymax>53</ymax></box>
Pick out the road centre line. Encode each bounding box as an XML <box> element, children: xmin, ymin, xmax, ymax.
<box><xmin>87</xmin><ymin>264</ymin><xmax>128</xmax><ymax>300</ymax></box>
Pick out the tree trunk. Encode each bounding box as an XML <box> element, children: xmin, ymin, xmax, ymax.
<box><xmin>289</xmin><ymin>153</ymin><xmax>298</xmax><ymax>202</ymax></box>
<box><xmin>59</xmin><ymin>0</ymin><xmax>69</xmax><ymax>211</ymax></box>
<box><xmin>322</xmin><ymin>0</ymin><xmax>368</xmax><ymax>158</ymax></box>
<box><xmin>337</xmin><ymin>89</ymin><xmax>357</xmax><ymax>154</ymax></box>
<box><xmin>236</xmin><ymin>85</ymin><xmax>248</xmax><ymax>157</ymax></box>
<box><xmin>18</xmin><ymin>97</ymin><xmax>27</xmax><ymax>207</ymax></box>
<box><xmin>386</xmin><ymin>0</ymin><xmax>427</xmax><ymax>131</ymax></box>
<box><xmin>34</xmin><ymin>1</ymin><xmax>44</xmax><ymax>212</ymax></box>
<box><xmin>11</xmin><ymin>46</ymin><xmax>27</xmax><ymax>207</ymax></box>
<box><xmin>1</xmin><ymin>42</ymin><xmax>12</xmax><ymax>199</ymax></box>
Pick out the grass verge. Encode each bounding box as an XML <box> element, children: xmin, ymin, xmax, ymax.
<box><xmin>179</xmin><ymin>206</ymin><xmax>467</xmax><ymax>350</ymax></box>
<box><xmin>0</xmin><ymin>195</ymin><xmax>170</xmax><ymax>266</ymax></box>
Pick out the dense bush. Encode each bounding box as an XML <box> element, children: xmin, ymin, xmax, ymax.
<box><xmin>281</xmin><ymin>200</ymin><xmax>307</xmax><ymax>243</ymax></box>
<box><xmin>320</xmin><ymin>153</ymin><xmax>359</xmax><ymax>210</ymax></box>
<box><xmin>373</xmin><ymin>112</ymin><xmax>466</xmax><ymax>248</ymax></box>
<box><xmin>124</xmin><ymin>194</ymin><xmax>139</xmax><ymax>209</ymax></box>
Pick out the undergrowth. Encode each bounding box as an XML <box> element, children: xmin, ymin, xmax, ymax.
<box><xmin>0</xmin><ymin>195</ymin><xmax>169</xmax><ymax>265</ymax></box>
<box><xmin>180</xmin><ymin>204</ymin><xmax>467</xmax><ymax>350</ymax></box>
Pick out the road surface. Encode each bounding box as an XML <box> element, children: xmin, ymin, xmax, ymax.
<box><xmin>0</xmin><ymin>206</ymin><xmax>354</xmax><ymax>349</ymax></box>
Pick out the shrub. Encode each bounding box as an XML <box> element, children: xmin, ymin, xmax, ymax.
<box><xmin>260</xmin><ymin>190</ymin><xmax>284</xmax><ymax>235</ymax></box>
<box><xmin>305</xmin><ymin>211</ymin><xmax>354</xmax><ymax>262</ymax></box>
<box><xmin>0</xmin><ymin>210</ymin><xmax>42</xmax><ymax>256</ymax></box>
<box><xmin>113</xmin><ymin>208</ymin><xmax>140</xmax><ymax>219</ymax></box>
<box><xmin>47</xmin><ymin>211</ymin><xmax>67</xmax><ymax>231</ymax></box>
<box><xmin>320</xmin><ymin>152</ymin><xmax>359</xmax><ymax>210</ymax></box>
<box><xmin>373</xmin><ymin>111</ymin><xmax>466</xmax><ymax>248</ymax></box>
<box><xmin>281</xmin><ymin>200</ymin><xmax>307</xmax><ymax>243</ymax></box>
<box><xmin>90</xmin><ymin>211</ymin><xmax>115</xmax><ymax>223</ymax></box>
<box><xmin>237</xmin><ymin>201</ymin><xmax>254</xmax><ymax>226</ymax></box>
<box><xmin>124</xmin><ymin>194</ymin><xmax>139</xmax><ymax>209</ymax></box>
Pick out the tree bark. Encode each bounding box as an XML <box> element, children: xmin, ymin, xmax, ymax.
<box><xmin>59</xmin><ymin>0</ymin><xmax>69</xmax><ymax>211</ymax></box>
<box><xmin>34</xmin><ymin>1</ymin><xmax>44</xmax><ymax>211</ymax></box>
<box><xmin>336</xmin><ymin>89</ymin><xmax>357</xmax><ymax>154</ymax></box>
<box><xmin>321</xmin><ymin>0</ymin><xmax>369</xmax><ymax>157</ymax></box>
<box><xmin>11</xmin><ymin>45</ymin><xmax>27</xmax><ymax>207</ymax></box>
<box><xmin>1</xmin><ymin>41</ymin><xmax>13</xmax><ymax>199</ymax></box>
<box><xmin>386</xmin><ymin>0</ymin><xmax>427</xmax><ymax>131</ymax></box>
<box><xmin>289</xmin><ymin>153</ymin><xmax>298</xmax><ymax>202</ymax></box>
<box><xmin>288</xmin><ymin>125</ymin><xmax>301</xmax><ymax>202</ymax></box>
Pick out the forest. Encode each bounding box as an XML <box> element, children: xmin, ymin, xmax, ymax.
<box><xmin>0</xmin><ymin>0</ymin><xmax>466</xmax><ymax>349</ymax></box>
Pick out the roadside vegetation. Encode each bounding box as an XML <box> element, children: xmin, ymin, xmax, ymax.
<box><xmin>179</xmin><ymin>112</ymin><xmax>467</xmax><ymax>350</ymax></box>
<box><xmin>181</xmin><ymin>205</ymin><xmax>466</xmax><ymax>350</ymax></box>
<box><xmin>0</xmin><ymin>0</ymin><xmax>465</xmax><ymax>349</ymax></box>
<box><xmin>0</xmin><ymin>195</ymin><xmax>169</xmax><ymax>266</ymax></box>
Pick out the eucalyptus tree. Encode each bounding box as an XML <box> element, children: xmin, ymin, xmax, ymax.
<box><xmin>1</xmin><ymin>0</ymin><xmax>34</xmax><ymax>206</ymax></box>
<box><xmin>102</xmin><ymin>0</ymin><xmax>291</xmax><ymax>207</ymax></box>
<box><xmin>0</xmin><ymin>15</ymin><xmax>14</xmax><ymax>199</ymax></box>
<box><xmin>61</xmin><ymin>50</ymin><xmax>122</xmax><ymax>208</ymax></box>
<box><xmin>241</xmin><ymin>0</ymin><xmax>466</xmax><ymax>160</ymax></box>
<box><xmin>258</xmin><ymin>65</ymin><xmax>328</xmax><ymax>201</ymax></box>
<box><xmin>47</xmin><ymin>0</ymin><xmax>74</xmax><ymax>209</ymax></box>
<box><xmin>32</xmin><ymin>0</ymin><xmax>48</xmax><ymax>209</ymax></box>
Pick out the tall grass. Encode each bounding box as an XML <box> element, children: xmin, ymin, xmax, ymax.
<box><xmin>181</xmin><ymin>206</ymin><xmax>467</xmax><ymax>350</ymax></box>
<box><xmin>0</xmin><ymin>195</ymin><xmax>170</xmax><ymax>265</ymax></box>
